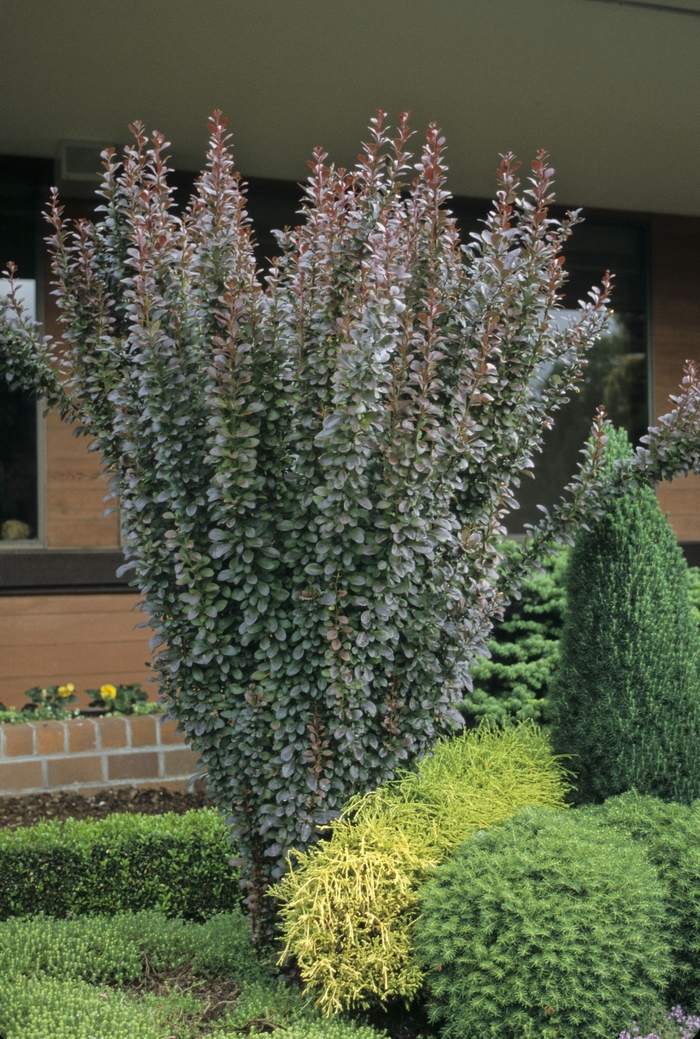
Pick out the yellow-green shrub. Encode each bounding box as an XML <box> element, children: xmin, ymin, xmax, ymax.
<box><xmin>272</xmin><ymin>721</ymin><xmax>572</xmax><ymax>1015</ymax></box>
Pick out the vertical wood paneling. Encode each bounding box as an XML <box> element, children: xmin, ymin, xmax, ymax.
<box><xmin>652</xmin><ymin>214</ymin><xmax>700</xmax><ymax>541</ymax></box>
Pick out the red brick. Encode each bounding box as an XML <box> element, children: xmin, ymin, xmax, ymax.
<box><xmin>157</xmin><ymin>718</ymin><xmax>184</xmax><ymax>745</ymax></box>
<box><xmin>47</xmin><ymin>755</ymin><xmax>103</xmax><ymax>787</ymax></box>
<box><xmin>107</xmin><ymin>751</ymin><xmax>159</xmax><ymax>781</ymax></box>
<box><xmin>128</xmin><ymin>715</ymin><xmax>157</xmax><ymax>748</ymax></box>
<box><xmin>36</xmin><ymin>721</ymin><xmax>66</xmax><ymax>756</ymax></box>
<box><xmin>98</xmin><ymin>717</ymin><xmax>128</xmax><ymax>750</ymax></box>
<box><xmin>162</xmin><ymin>747</ymin><xmax>200</xmax><ymax>777</ymax></box>
<box><xmin>68</xmin><ymin>720</ymin><xmax>97</xmax><ymax>754</ymax></box>
<box><xmin>3</xmin><ymin>724</ymin><xmax>34</xmax><ymax>758</ymax></box>
<box><xmin>0</xmin><ymin>759</ymin><xmax>43</xmax><ymax>792</ymax></box>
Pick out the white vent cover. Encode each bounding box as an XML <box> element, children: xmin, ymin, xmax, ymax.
<box><xmin>58</xmin><ymin>141</ymin><xmax>115</xmax><ymax>182</ymax></box>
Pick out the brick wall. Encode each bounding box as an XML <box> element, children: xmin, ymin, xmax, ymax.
<box><xmin>0</xmin><ymin>714</ymin><xmax>201</xmax><ymax>796</ymax></box>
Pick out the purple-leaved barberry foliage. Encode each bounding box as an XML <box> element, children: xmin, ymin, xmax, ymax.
<box><xmin>2</xmin><ymin>112</ymin><xmax>700</xmax><ymax>936</ymax></box>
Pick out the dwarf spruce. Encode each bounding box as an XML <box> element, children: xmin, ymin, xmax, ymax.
<box><xmin>2</xmin><ymin>112</ymin><xmax>700</xmax><ymax>934</ymax></box>
<box><xmin>551</xmin><ymin>427</ymin><xmax>700</xmax><ymax>804</ymax></box>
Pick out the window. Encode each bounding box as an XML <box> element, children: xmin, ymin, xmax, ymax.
<box><xmin>508</xmin><ymin>217</ymin><xmax>649</xmax><ymax>532</ymax></box>
<box><xmin>0</xmin><ymin>158</ymin><xmax>50</xmax><ymax>545</ymax></box>
<box><xmin>0</xmin><ymin>346</ymin><xmax>38</xmax><ymax>543</ymax></box>
<box><xmin>451</xmin><ymin>199</ymin><xmax>649</xmax><ymax>534</ymax></box>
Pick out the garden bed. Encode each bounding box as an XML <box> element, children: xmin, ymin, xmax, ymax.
<box><xmin>0</xmin><ymin>784</ymin><xmax>212</xmax><ymax>830</ymax></box>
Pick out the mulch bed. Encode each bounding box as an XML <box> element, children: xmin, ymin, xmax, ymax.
<box><xmin>0</xmin><ymin>786</ymin><xmax>214</xmax><ymax>830</ymax></box>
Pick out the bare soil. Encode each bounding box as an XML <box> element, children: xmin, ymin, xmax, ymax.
<box><xmin>0</xmin><ymin>785</ymin><xmax>213</xmax><ymax>830</ymax></box>
<box><xmin>136</xmin><ymin>955</ymin><xmax>243</xmax><ymax>1028</ymax></box>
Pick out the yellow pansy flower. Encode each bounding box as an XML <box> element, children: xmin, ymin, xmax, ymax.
<box><xmin>100</xmin><ymin>684</ymin><xmax>118</xmax><ymax>700</ymax></box>
<box><xmin>58</xmin><ymin>683</ymin><xmax>75</xmax><ymax>698</ymax></box>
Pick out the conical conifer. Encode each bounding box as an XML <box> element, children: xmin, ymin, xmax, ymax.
<box><xmin>550</xmin><ymin>427</ymin><xmax>700</xmax><ymax>804</ymax></box>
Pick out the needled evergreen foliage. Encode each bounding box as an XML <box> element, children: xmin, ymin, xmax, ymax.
<box><xmin>550</xmin><ymin>427</ymin><xmax>700</xmax><ymax>804</ymax></box>
<box><xmin>463</xmin><ymin>546</ymin><xmax>700</xmax><ymax>728</ymax></box>
<box><xmin>272</xmin><ymin>723</ymin><xmax>571</xmax><ymax>1014</ymax></box>
<box><xmin>3</xmin><ymin>112</ymin><xmax>700</xmax><ymax>933</ymax></box>
<box><xmin>414</xmin><ymin>805</ymin><xmax>672</xmax><ymax>1039</ymax></box>
<box><xmin>589</xmin><ymin>792</ymin><xmax>700</xmax><ymax>1011</ymax></box>
<box><xmin>461</xmin><ymin>542</ymin><xmax>568</xmax><ymax>725</ymax></box>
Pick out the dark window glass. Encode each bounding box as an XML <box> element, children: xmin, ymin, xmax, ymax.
<box><xmin>451</xmin><ymin>200</ymin><xmax>649</xmax><ymax>533</ymax></box>
<box><xmin>0</xmin><ymin>381</ymin><xmax>37</xmax><ymax>540</ymax></box>
<box><xmin>245</xmin><ymin>178</ymin><xmax>303</xmax><ymax>271</ymax></box>
<box><xmin>0</xmin><ymin>158</ymin><xmax>49</xmax><ymax>543</ymax></box>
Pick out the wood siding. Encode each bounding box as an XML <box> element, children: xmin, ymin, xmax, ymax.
<box><xmin>653</xmin><ymin>214</ymin><xmax>700</xmax><ymax>540</ymax></box>
<box><xmin>42</xmin><ymin>252</ymin><xmax>120</xmax><ymax>549</ymax></box>
<box><xmin>0</xmin><ymin>594</ymin><xmax>153</xmax><ymax>709</ymax></box>
<box><xmin>45</xmin><ymin>410</ymin><xmax>121</xmax><ymax>547</ymax></box>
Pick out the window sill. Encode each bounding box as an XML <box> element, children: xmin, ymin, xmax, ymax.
<box><xmin>0</xmin><ymin>550</ymin><xmax>134</xmax><ymax>595</ymax></box>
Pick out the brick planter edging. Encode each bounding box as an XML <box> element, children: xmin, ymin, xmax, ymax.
<box><xmin>0</xmin><ymin>715</ymin><xmax>201</xmax><ymax>796</ymax></box>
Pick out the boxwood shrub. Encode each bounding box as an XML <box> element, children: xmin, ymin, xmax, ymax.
<box><xmin>0</xmin><ymin>808</ymin><xmax>239</xmax><ymax>920</ymax></box>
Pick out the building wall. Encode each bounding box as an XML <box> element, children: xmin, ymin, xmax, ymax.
<box><xmin>45</xmin><ymin>410</ymin><xmax>121</xmax><ymax>549</ymax></box>
<box><xmin>653</xmin><ymin>214</ymin><xmax>700</xmax><ymax>542</ymax></box>
<box><xmin>0</xmin><ymin>249</ymin><xmax>153</xmax><ymax>711</ymax></box>
<box><xmin>2</xmin><ymin>208</ymin><xmax>700</xmax><ymax>709</ymax></box>
<box><xmin>42</xmin><ymin>248</ymin><xmax>121</xmax><ymax>550</ymax></box>
<box><xmin>0</xmin><ymin>594</ymin><xmax>153</xmax><ymax>709</ymax></box>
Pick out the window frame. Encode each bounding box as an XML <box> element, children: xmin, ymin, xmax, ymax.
<box><xmin>0</xmin><ymin>158</ymin><xmax>50</xmax><ymax>549</ymax></box>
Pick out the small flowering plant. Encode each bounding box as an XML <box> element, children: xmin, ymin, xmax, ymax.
<box><xmin>85</xmin><ymin>682</ymin><xmax>148</xmax><ymax>714</ymax></box>
<box><xmin>620</xmin><ymin>1006</ymin><xmax>700</xmax><ymax>1039</ymax></box>
<box><xmin>22</xmin><ymin>683</ymin><xmax>77</xmax><ymax>715</ymax></box>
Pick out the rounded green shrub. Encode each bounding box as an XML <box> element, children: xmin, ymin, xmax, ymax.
<box><xmin>414</xmin><ymin>805</ymin><xmax>673</xmax><ymax>1039</ymax></box>
<box><xmin>273</xmin><ymin>722</ymin><xmax>572</xmax><ymax>1014</ymax></box>
<box><xmin>588</xmin><ymin>792</ymin><xmax>700</xmax><ymax>1010</ymax></box>
<box><xmin>550</xmin><ymin>427</ymin><xmax>700</xmax><ymax>804</ymax></box>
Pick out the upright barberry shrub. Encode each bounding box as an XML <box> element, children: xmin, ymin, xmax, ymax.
<box><xmin>550</xmin><ymin>427</ymin><xmax>700</xmax><ymax>804</ymax></box>
<box><xmin>2</xmin><ymin>112</ymin><xmax>700</xmax><ymax>933</ymax></box>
